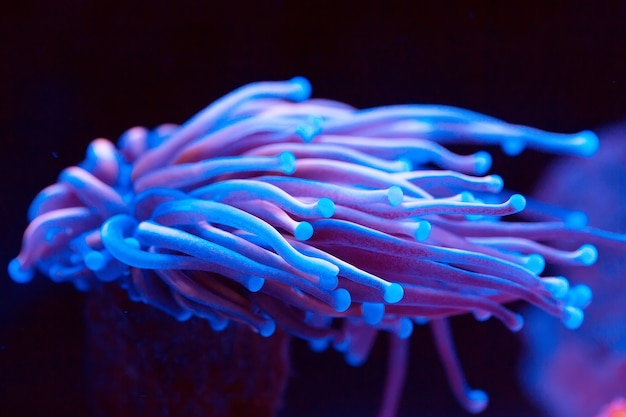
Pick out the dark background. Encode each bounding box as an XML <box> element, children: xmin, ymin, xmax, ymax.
<box><xmin>1</xmin><ymin>1</ymin><xmax>625</xmax><ymax>416</ymax></box>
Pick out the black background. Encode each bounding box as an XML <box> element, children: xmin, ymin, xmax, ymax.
<box><xmin>1</xmin><ymin>1</ymin><xmax>625</xmax><ymax>416</ymax></box>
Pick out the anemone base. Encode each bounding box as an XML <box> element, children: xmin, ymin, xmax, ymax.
<box><xmin>84</xmin><ymin>284</ymin><xmax>290</xmax><ymax>417</ymax></box>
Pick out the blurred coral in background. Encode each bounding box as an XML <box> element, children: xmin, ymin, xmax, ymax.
<box><xmin>521</xmin><ymin>121</ymin><xmax>626</xmax><ymax>417</ymax></box>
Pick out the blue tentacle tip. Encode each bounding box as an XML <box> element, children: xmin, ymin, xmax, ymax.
<box><xmin>8</xmin><ymin>258</ymin><xmax>34</xmax><ymax>283</ymax></box>
<box><xmin>562</xmin><ymin>305</ymin><xmax>584</xmax><ymax>330</ymax></box>
<box><xmin>288</xmin><ymin>76</ymin><xmax>312</xmax><ymax>102</ymax></box>
<box><xmin>576</xmin><ymin>130</ymin><xmax>599</xmax><ymax>157</ymax></box>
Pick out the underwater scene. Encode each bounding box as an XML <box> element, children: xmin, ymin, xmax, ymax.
<box><xmin>2</xmin><ymin>2</ymin><xmax>625</xmax><ymax>417</ymax></box>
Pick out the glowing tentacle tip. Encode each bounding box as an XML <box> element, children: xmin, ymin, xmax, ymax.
<box><xmin>317</xmin><ymin>197</ymin><xmax>335</xmax><ymax>218</ymax></box>
<box><xmin>319</xmin><ymin>272</ymin><xmax>339</xmax><ymax>291</ymax></box>
<box><xmin>460</xmin><ymin>191</ymin><xmax>474</xmax><ymax>203</ymax></box>
<box><xmin>8</xmin><ymin>258</ymin><xmax>34</xmax><ymax>283</ymax></box>
<box><xmin>287</xmin><ymin>76</ymin><xmax>312</xmax><ymax>102</ymax></box>
<box><xmin>472</xmin><ymin>309</ymin><xmax>491</xmax><ymax>322</ymax></box>
<box><xmin>576</xmin><ymin>130</ymin><xmax>600</xmax><ymax>156</ymax></box>
<box><xmin>473</xmin><ymin>151</ymin><xmax>492</xmax><ymax>175</ymax></box>
<box><xmin>397</xmin><ymin>317</ymin><xmax>413</xmax><ymax>339</ymax></box>
<box><xmin>562</xmin><ymin>306</ymin><xmax>584</xmax><ymax>330</ymax></box>
<box><xmin>332</xmin><ymin>288</ymin><xmax>351</xmax><ymax>312</ymax></box>
<box><xmin>84</xmin><ymin>251</ymin><xmax>106</xmax><ymax>271</ymax></box>
<box><xmin>309</xmin><ymin>338</ymin><xmax>330</xmax><ymax>353</ymax></box>
<box><xmin>383</xmin><ymin>283</ymin><xmax>404</xmax><ymax>304</ymax></box>
<box><xmin>345</xmin><ymin>353</ymin><xmax>365</xmax><ymax>367</ymax></box>
<box><xmin>487</xmin><ymin>174</ymin><xmax>504</xmax><ymax>193</ymax></box>
<box><xmin>577</xmin><ymin>244</ymin><xmax>598</xmax><ymax>266</ymax></box>
<box><xmin>398</xmin><ymin>157</ymin><xmax>412</xmax><ymax>171</ymax></box>
<box><xmin>209</xmin><ymin>317</ymin><xmax>229</xmax><ymax>332</ymax></box>
<box><xmin>415</xmin><ymin>221</ymin><xmax>432</xmax><ymax>242</ymax></box>
<box><xmin>523</xmin><ymin>253</ymin><xmax>545</xmax><ymax>275</ymax></box>
<box><xmin>465</xmin><ymin>389</ymin><xmax>489</xmax><ymax>414</ymax></box>
<box><xmin>278</xmin><ymin>151</ymin><xmax>296</xmax><ymax>174</ymax></box>
<box><xmin>333</xmin><ymin>335</ymin><xmax>350</xmax><ymax>353</ymax></box>
<box><xmin>361</xmin><ymin>302</ymin><xmax>385</xmax><ymax>325</ymax></box>
<box><xmin>414</xmin><ymin>317</ymin><xmax>429</xmax><ymax>325</ymax></box>
<box><xmin>245</xmin><ymin>276</ymin><xmax>265</xmax><ymax>292</ymax></box>
<box><xmin>259</xmin><ymin>319</ymin><xmax>276</xmax><ymax>337</ymax></box>
<box><xmin>543</xmin><ymin>276</ymin><xmax>570</xmax><ymax>299</ymax></box>
<box><xmin>295</xmin><ymin>121</ymin><xmax>320</xmax><ymax>142</ymax></box>
<box><xmin>567</xmin><ymin>284</ymin><xmax>593</xmax><ymax>309</ymax></box>
<box><xmin>175</xmin><ymin>310</ymin><xmax>193</xmax><ymax>323</ymax></box>
<box><xmin>509</xmin><ymin>193</ymin><xmax>526</xmax><ymax>212</ymax></box>
<box><xmin>294</xmin><ymin>221</ymin><xmax>314</xmax><ymax>241</ymax></box>
<box><xmin>387</xmin><ymin>185</ymin><xmax>404</xmax><ymax>206</ymax></box>
<box><xmin>511</xmin><ymin>313</ymin><xmax>525</xmax><ymax>332</ymax></box>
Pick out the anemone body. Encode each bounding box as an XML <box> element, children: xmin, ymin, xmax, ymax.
<box><xmin>10</xmin><ymin>77</ymin><xmax>624</xmax><ymax>416</ymax></box>
<box><xmin>84</xmin><ymin>284</ymin><xmax>290</xmax><ymax>417</ymax></box>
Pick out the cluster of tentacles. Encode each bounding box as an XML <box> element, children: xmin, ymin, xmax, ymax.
<box><xmin>10</xmin><ymin>77</ymin><xmax>626</xmax><ymax>415</ymax></box>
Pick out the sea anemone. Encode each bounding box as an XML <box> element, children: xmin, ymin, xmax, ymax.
<box><xmin>9</xmin><ymin>77</ymin><xmax>624</xmax><ymax>416</ymax></box>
